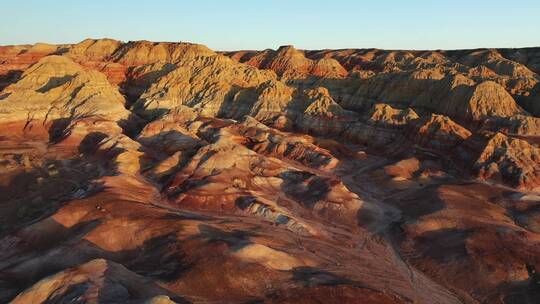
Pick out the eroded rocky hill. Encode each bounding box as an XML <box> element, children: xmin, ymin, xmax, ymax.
<box><xmin>1</xmin><ymin>39</ymin><xmax>539</xmax><ymax>303</ymax></box>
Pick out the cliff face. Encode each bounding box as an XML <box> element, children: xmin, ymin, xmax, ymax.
<box><xmin>1</xmin><ymin>39</ymin><xmax>540</xmax><ymax>303</ymax></box>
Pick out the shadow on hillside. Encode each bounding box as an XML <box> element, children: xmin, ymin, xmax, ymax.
<box><xmin>0</xmin><ymin>70</ymin><xmax>22</xmax><ymax>92</ymax></box>
<box><xmin>0</xmin><ymin>217</ymin><xmax>191</xmax><ymax>303</ymax></box>
<box><xmin>279</xmin><ymin>170</ymin><xmax>330</xmax><ymax>209</ymax></box>
<box><xmin>0</xmin><ymin>156</ymin><xmax>105</xmax><ymax>239</ymax></box>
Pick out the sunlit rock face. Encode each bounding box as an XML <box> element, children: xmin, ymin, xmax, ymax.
<box><xmin>1</xmin><ymin>39</ymin><xmax>540</xmax><ymax>303</ymax></box>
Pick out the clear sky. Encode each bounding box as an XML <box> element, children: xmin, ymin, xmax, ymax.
<box><xmin>1</xmin><ymin>0</ymin><xmax>539</xmax><ymax>51</ymax></box>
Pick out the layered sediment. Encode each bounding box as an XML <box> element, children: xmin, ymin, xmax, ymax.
<box><xmin>1</xmin><ymin>39</ymin><xmax>540</xmax><ymax>303</ymax></box>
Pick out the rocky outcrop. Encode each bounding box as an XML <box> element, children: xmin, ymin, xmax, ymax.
<box><xmin>227</xmin><ymin>45</ymin><xmax>348</xmax><ymax>79</ymax></box>
<box><xmin>475</xmin><ymin>132</ymin><xmax>540</xmax><ymax>190</ymax></box>
<box><xmin>10</xmin><ymin>259</ymin><xmax>179</xmax><ymax>304</ymax></box>
<box><xmin>303</xmin><ymin>87</ymin><xmax>347</xmax><ymax>117</ymax></box>
<box><xmin>366</xmin><ymin>103</ymin><xmax>419</xmax><ymax>127</ymax></box>
<box><xmin>0</xmin><ymin>43</ymin><xmax>59</xmax><ymax>80</ymax></box>
<box><xmin>411</xmin><ymin>114</ymin><xmax>472</xmax><ymax>150</ymax></box>
<box><xmin>460</xmin><ymin>80</ymin><xmax>525</xmax><ymax>120</ymax></box>
<box><xmin>0</xmin><ymin>55</ymin><xmax>130</xmax><ymax>141</ymax></box>
<box><xmin>133</xmin><ymin>53</ymin><xmax>276</xmax><ymax>118</ymax></box>
<box><xmin>65</xmin><ymin>38</ymin><xmax>122</xmax><ymax>62</ymax></box>
<box><xmin>0</xmin><ymin>55</ymin><xmax>129</xmax><ymax>123</ymax></box>
<box><xmin>138</xmin><ymin>109</ymin><xmax>203</xmax><ymax>155</ymax></box>
<box><xmin>110</xmin><ymin>40</ymin><xmax>215</xmax><ymax>65</ymax></box>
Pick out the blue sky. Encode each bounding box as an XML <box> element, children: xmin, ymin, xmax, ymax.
<box><xmin>1</xmin><ymin>0</ymin><xmax>539</xmax><ymax>50</ymax></box>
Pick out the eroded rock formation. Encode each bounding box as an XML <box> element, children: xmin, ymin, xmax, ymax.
<box><xmin>1</xmin><ymin>39</ymin><xmax>540</xmax><ymax>303</ymax></box>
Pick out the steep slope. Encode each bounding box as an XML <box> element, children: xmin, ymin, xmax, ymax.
<box><xmin>0</xmin><ymin>55</ymin><xmax>130</xmax><ymax>143</ymax></box>
<box><xmin>226</xmin><ymin>45</ymin><xmax>348</xmax><ymax>79</ymax></box>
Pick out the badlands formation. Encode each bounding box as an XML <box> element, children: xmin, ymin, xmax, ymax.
<box><xmin>0</xmin><ymin>39</ymin><xmax>540</xmax><ymax>303</ymax></box>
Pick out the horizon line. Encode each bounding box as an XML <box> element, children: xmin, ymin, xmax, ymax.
<box><xmin>1</xmin><ymin>37</ymin><xmax>540</xmax><ymax>53</ymax></box>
